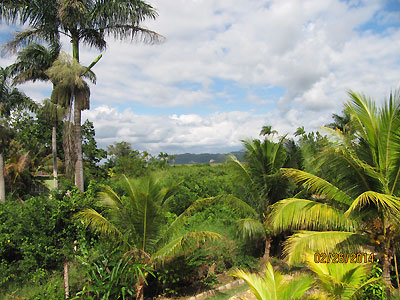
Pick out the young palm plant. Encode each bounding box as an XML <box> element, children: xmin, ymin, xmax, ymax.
<box><xmin>232</xmin><ymin>262</ymin><xmax>314</xmax><ymax>300</ymax></box>
<box><xmin>305</xmin><ymin>254</ymin><xmax>380</xmax><ymax>299</ymax></box>
<box><xmin>75</xmin><ymin>175</ymin><xmax>225</xmax><ymax>300</ymax></box>
<box><xmin>268</xmin><ymin>91</ymin><xmax>400</xmax><ymax>295</ymax></box>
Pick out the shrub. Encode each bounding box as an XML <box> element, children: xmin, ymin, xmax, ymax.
<box><xmin>0</xmin><ymin>181</ymin><xmax>99</xmax><ymax>293</ymax></box>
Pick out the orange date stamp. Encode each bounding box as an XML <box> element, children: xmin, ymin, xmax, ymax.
<box><xmin>314</xmin><ymin>252</ymin><xmax>374</xmax><ymax>263</ymax></box>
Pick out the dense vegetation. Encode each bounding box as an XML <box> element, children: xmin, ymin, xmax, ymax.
<box><xmin>0</xmin><ymin>1</ymin><xmax>400</xmax><ymax>300</ymax></box>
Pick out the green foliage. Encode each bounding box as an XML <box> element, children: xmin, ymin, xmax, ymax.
<box><xmin>0</xmin><ymin>182</ymin><xmax>99</xmax><ymax>292</ymax></box>
<box><xmin>156</xmin><ymin>243</ymin><xmax>224</xmax><ymax>296</ymax></box>
<box><xmin>158</xmin><ymin>164</ymin><xmax>237</xmax><ymax>215</ymax></box>
<box><xmin>75</xmin><ymin>247</ymin><xmax>151</xmax><ymax>300</ymax></box>
<box><xmin>296</xmin><ymin>130</ymin><xmax>327</xmax><ymax>174</ymax></box>
<box><xmin>357</xmin><ymin>260</ymin><xmax>387</xmax><ymax>300</ymax></box>
<box><xmin>0</xmin><ymin>268</ymin><xmax>66</xmax><ymax>299</ymax></box>
<box><xmin>3</xmin><ymin>109</ymin><xmax>65</xmax><ymax>198</ymax></box>
<box><xmin>158</xmin><ymin>200</ymin><xmax>259</xmax><ymax>289</ymax></box>
<box><xmin>106</xmin><ymin>141</ymin><xmax>151</xmax><ymax>178</ymax></box>
<box><xmin>81</xmin><ymin>120</ymin><xmax>107</xmax><ymax>181</ymax></box>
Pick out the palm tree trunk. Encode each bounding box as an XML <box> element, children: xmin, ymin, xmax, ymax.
<box><xmin>72</xmin><ymin>38</ymin><xmax>79</xmax><ymax>63</ymax></box>
<box><xmin>260</xmin><ymin>236</ymin><xmax>271</xmax><ymax>268</ymax></box>
<box><xmin>0</xmin><ymin>153</ymin><xmax>5</xmax><ymax>202</ymax></box>
<box><xmin>52</xmin><ymin>125</ymin><xmax>58</xmax><ymax>190</ymax></box>
<box><xmin>136</xmin><ymin>275</ymin><xmax>146</xmax><ymax>300</ymax></box>
<box><xmin>64</xmin><ymin>257</ymin><xmax>69</xmax><ymax>299</ymax></box>
<box><xmin>394</xmin><ymin>252</ymin><xmax>400</xmax><ymax>295</ymax></box>
<box><xmin>382</xmin><ymin>253</ymin><xmax>392</xmax><ymax>297</ymax></box>
<box><xmin>74</xmin><ymin>101</ymin><xmax>84</xmax><ymax>192</ymax></box>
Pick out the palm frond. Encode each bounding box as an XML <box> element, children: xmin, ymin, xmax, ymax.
<box><xmin>75</xmin><ymin>208</ymin><xmax>124</xmax><ymax>241</ymax></box>
<box><xmin>269</xmin><ymin>198</ymin><xmax>359</xmax><ymax>233</ymax></box>
<box><xmin>236</xmin><ymin>218</ymin><xmax>265</xmax><ymax>240</ymax></box>
<box><xmin>321</xmin><ymin>126</ymin><xmax>384</xmax><ymax>186</ymax></box>
<box><xmin>232</xmin><ymin>267</ymin><xmax>276</xmax><ymax>300</ymax></box>
<box><xmin>98</xmin><ymin>184</ymin><xmax>124</xmax><ymax>209</ymax></box>
<box><xmin>281</xmin><ymin>274</ymin><xmax>315</xmax><ymax>300</ymax></box>
<box><xmin>152</xmin><ymin>231</ymin><xmax>221</xmax><ymax>263</ymax></box>
<box><xmin>283</xmin><ymin>231</ymin><xmax>365</xmax><ymax>265</ymax></box>
<box><xmin>232</xmin><ymin>263</ymin><xmax>314</xmax><ymax>300</ymax></box>
<box><xmin>281</xmin><ymin>168</ymin><xmax>353</xmax><ymax>206</ymax></box>
<box><xmin>229</xmin><ymin>153</ymin><xmax>254</xmax><ymax>186</ymax></box>
<box><xmin>346</xmin><ymin>91</ymin><xmax>378</xmax><ymax>151</ymax></box>
<box><xmin>345</xmin><ymin>191</ymin><xmax>400</xmax><ymax>221</ymax></box>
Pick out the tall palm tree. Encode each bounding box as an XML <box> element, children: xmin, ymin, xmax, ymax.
<box><xmin>260</xmin><ymin>125</ymin><xmax>278</xmax><ymax>139</ymax></box>
<box><xmin>1</xmin><ymin>0</ymin><xmax>162</xmax><ymax>59</ymax></box>
<box><xmin>325</xmin><ymin>109</ymin><xmax>353</xmax><ymax>133</ymax></box>
<box><xmin>46</xmin><ymin>52</ymin><xmax>96</xmax><ymax>191</ymax></box>
<box><xmin>0</xmin><ymin>67</ymin><xmax>36</xmax><ymax>201</ymax></box>
<box><xmin>268</xmin><ymin>91</ymin><xmax>400</xmax><ymax>295</ymax></box>
<box><xmin>1</xmin><ymin>0</ymin><xmax>163</xmax><ymax>191</ymax></box>
<box><xmin>40</xmin><ymin>98</ymin><xmax>66</xmax><ymax>189</ymax></box>
<box><xmin>230</xmin><ymin>137</ymin><xmax>291</xmax><ymax>264</ymax></box>
<box><xmin>9</xmin><ymin>42</ymin><xmax>64</xmax><ymax>188</ymax></box>
<box><xmin>76</xmin><ymin>175</ymin><xmax>224</xmax><ymax>300</ymax></box>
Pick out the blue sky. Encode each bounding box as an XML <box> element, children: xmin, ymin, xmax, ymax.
<box><xmin>1</xmin><ymin>0</ymin><xmax>400</xmax><ymax>154</ymax></box>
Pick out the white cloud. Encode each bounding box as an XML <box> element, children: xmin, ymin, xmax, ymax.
<box><xmin>82</xmin><ymin>105</ymin><xmax>266</xmax><ymax>154</ymax></box>
<box><xmin>2</xmin><ymin>0</ymin><xmax>400</xmax><ymax>153</ymax></box>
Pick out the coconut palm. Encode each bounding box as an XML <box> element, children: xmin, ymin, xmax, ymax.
<box><xmin>268</xmin><ymin>91</ymin><xmax>400</xmax><ymax>295</ymax></box>
<box><xmin>0</xmin><ymin>67</ymin><xmax>36</xmax><ymax>201</ymax></box>
<box><xmin>260</xmin><ymin>125</ymin><xmax>278</xmax><ymax>139</ymax></box>
<box><xmin>325</xmin><ymin>109</ymin><xmax>353</xmax><ymax>133</ymax></box>
<box><xmin>232</xmin><ymin>262</ymin><xmax>314</xmax><ymax>300</ymax></box>
<box><xmin>75</xmin><ymin>175</ymin><xmax>228</xmax><ymax>300</ymax></box>
<box><xmin>230</xmin><ymin>137</ymin><xmax>292</xmax><ymax>264</ymax></box>
<box><xmin>294</xmin><ymin>126</ymin><xmax>305</xmax><ymax>137</ymax></box>
<box><xmin>1</xmin><ymin>0</ymin><xmax>163</xmax><ymax>191</ymax></box>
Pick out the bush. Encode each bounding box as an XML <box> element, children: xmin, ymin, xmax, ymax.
<box><xmin>157</xmin><ymin>164</ymin><xmax>238</xmax><ymax>215</ymax></box>
<box><xmin>357</xmin><ymin>260</ymin><xmax>387</xmax><ymax>300</ymax></box>
<box><xmin>0</xmin><ymin>181</ymin><xmax>99</xmax><ymax>294</ymax></box>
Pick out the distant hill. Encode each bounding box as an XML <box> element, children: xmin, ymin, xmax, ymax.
<box><xmin>172</xmin><ymin>150</ymin><xmax>246</xmax><ymax>165</ymax></box>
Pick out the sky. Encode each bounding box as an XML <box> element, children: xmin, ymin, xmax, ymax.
<box><xmin>1</xmin><ymin>0</ymin><xmax>400</xmax><ymax>154</ymax></box>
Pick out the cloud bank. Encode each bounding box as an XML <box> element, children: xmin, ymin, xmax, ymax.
<box><xmin>3</xmin><ymin>0</ymin><xmax>400</xmax><ymax>153</ymax></box>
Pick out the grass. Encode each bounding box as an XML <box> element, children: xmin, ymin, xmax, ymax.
<box><xmin>205</xmin><ymin>284</ymin><xmax>249</xmax><ymax>300</ymax></box>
